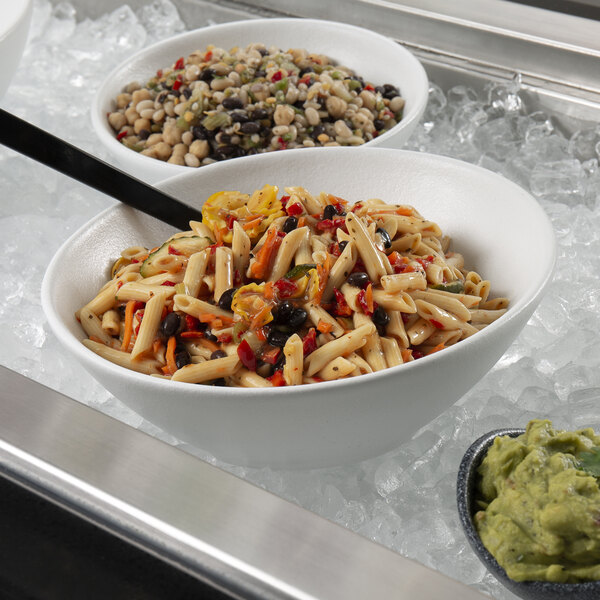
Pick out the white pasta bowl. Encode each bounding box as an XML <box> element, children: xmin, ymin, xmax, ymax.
<box><xmin>0</xmin><ymin>0</ymin><xmax>32</xmax><ymax>99</ymax></box>
<box><xmin>91</xmin><ymin>18</ymin><xmax>428</xmax><ymax>183</ymax></box>
<box><xmin>41</xmin><ymin>147</ymin><xmax>556</xmax><ymax>468</ymax></box>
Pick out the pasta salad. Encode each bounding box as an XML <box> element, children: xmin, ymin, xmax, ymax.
<box><xmin>78</xmin><ymin>185</ymin><xmax>508</xmax><ymax>387</ymax></box>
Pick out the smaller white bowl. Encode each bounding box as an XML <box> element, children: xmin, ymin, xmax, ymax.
<box><xmin>91</xmin><ymin>18</ymin><xmax>429</xmax><ymax>183</ymax></box>
<box><xmin>0</xmin><ymin>0</ymin><xmax>32</xmax><ymax>99</ymax></box>
<box><xmin>42</xmin><ymin>148</ymin><xmax>556</xmax><ymax>468</ymax></box>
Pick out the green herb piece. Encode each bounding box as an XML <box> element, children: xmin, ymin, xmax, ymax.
<box><xmin>284</xmin><ymin>264</ymin><xmax>316</xmax><ymax>280</ymax></box>
<box><xmin>578</xmin><ymin>447</ymin><xmax>600</xmax><ymax>477</ymax></box>
<box><xmin>432</xmin><ymin>281</ymin><xmax>465</xmax><ymax>294</ymax></box>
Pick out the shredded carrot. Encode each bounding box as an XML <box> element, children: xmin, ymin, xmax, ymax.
<box><xmin>263</xmin><ymin>281</ymin><xmax>275</xmax><ymax>300</ymax></box>
<box><xmin>242</xmin><ymin>215</ymin><xmax>264</xmax><ymax>230</ymax></box>
<box><xmin>255</xmin><ymin>327</ymin><xmax>267</xmax><ymax>342</ymax></box>
<box><xmin>297</xmin><ymin>216</ymin><xmax>306</xmax><ymax>228</ymax></box>
<box><xmin>365</xmin><ymin>283</ymin><xmax>374</xmax><ymax>314</ymax></box>
<box><xmin>401</xmin><ymin>349</ymin><xmax>413</xmax><ymax>362</ymax></box>
<box><xmin>314</xmin><ymin>254</ymin><xmax>331</xmax><ymax>305</ymax></box>
<box><xmin>317</xmin><ymin>320</ymin><xmax>333</xmax><ymax>334</ymax></box>
<box><xmin>152</xmin><ymin>339</ymin><xmax>163</xmax><ymax>353</ymax></box>
<box><xmin>428</xmin><ymin>342</ymin><xmax>445</xmax><ymax>355</ymax></box>
<box><xmin>250</xmin><ymin>302</ymin><xmax>274</xmax><ymax>330</ymax></box>
<box><xmin>149</xmin><ymin>246</ymin><xmax>159</xmax><ymax>253</ymax></box>
<box><xmin>165</xmin><ymin>336</ymin><xmax>178</xmax><ymax>374</ymax></box>
<box><xmin>214</xmin><ymin>226</ymin><xmax>227</xmax><ymax>245</ymax></box>
<box><xmin>161</xmin><ymin>365</ymin><xmax>172</xmax><ymax>375</ymax></box>
<box><xmin>120</xmin><ymin>300</ymin><xmax>137</xmax><ymax>351</ymax></box>
<box><xmin>249</xmin><ymin>228</ymin><xmax>280</xmax><ymax>279</ymax></box>
<box><xmin>198</xmin><ymin>313</ymin><xmax>233</xmax><ymax>327</ymax></box>
<box><xmin>396</xmin><ymin>206</ymin><xmax>413</xmax><ymax>216</ymax></box>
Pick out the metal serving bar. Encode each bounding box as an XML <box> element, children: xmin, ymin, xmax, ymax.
<box><xmin>0</xmin><ymin>366</ymin><xmax>488</xmax><ymax>600</ymax></box>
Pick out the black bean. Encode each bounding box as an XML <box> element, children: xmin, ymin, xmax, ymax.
<box><xmin>222</xmin><ymin>96</ymin><xmax>244</xmax><ymax>110</ymax></box>
<box><xmin>216</xmin><ymin>132</ymin><xmax>231</xmax><ymax>145</ymax></box>
<box><xmin>156</xmin><ymin>91</ymin><xmax>168</xmax><ymax>104</ymax></box>
<box><xmin>310</xmin><ymin>125</ymin><xmax>325</xmax><ymax>141</ymax></box>
<box><xmin>299</xmin><ymin>66</ymin><xmax>314</xmax><ymax>76</ymax></box>
<box><xmin>215</xmin><ymin>145</ymin><xmax>237</xmax><ymax>160</ymax></box>
<box><xmin>199</xmin><ymin>68</ymin><xmax>215</xmax><ymax>82</ymax></box>
<box><xmin>267</xmin><ymin>328</ymin><xmax>290</xmax><ymax>348</ymax></box>
<box><xmin>293</xmin><ymin>100</ymin><xmax>305</xmax><ymax>109</ymax></box>
<box><xmin>138</xmin><ymin>129</ymin><xmax>150</xmax><ymax>140</ymax></box>
<box><xmin>218</xmin><ymin>288</ymin><xmax>237</xmax><ymax>312</ymax></box>
<box><xmin>160</xmin><ymin>312</ymin><xmax>181</xmax><ymax>338</ymax></box>
<box><xmin>373</xmin><ymin>119</ymin><xmax>385</xmax><ymax>131</ymax></box>
<box><xmin>210</xmin><ymin>350</ymin><xmax>227</xmax><ymax>360</ymax></box>
<box><xmin>240</xmin><ymin>121</ymin><xmax>261</xmax><ymax>134</ymax></box>
<box><xmin>230</xmin><ymin>110</ymin><xmax>249</xmax><ymax>123</ymax></box>
<box><xmin>288</xmin><ymin>308</ymin><xmax>307</xmax><ymax>330</ymax></box>
<box><xmin>273</xmin><ymin>300</ymin><xmax>294</xmax><ymax>325</ymax></box>
<box><xmin>191</xmin><ymin>126</ymin><xmax>207</xmax><ymax>140</ymax></box>
<box><xmin>282</xmin><ymin>216</ymin><xmax>298</xmax><ymax>233</ymax></box>
<box><xmin>375</xmin><ymin>86</ymin><xmax>385</xmax><ymax>95</ymax></box>
<box><xmin>212</xmin><ymin>378</ymin><xmax>227</xmax><ymax>386</ymax></box>
<box><xmin>252</xmin><ymin>108</ymin><xmax>268</xmax><ymax>120</ymax></box>
<box><xmin>274</xmin><ymin>351</ymin><xmax>286</xmax><ymax>371</ymax></box>
<box><xmin>346</xmin><ymin>272</ymin><xmax>370</xmax><ymax>288</ymax></box>
<box><xmin>338</xmin><ymin>240</ymin><xmax>348</xmax><ymax>252</ymax></box>
<box><xmin>254</xmin><ymin>69</ymin><xmax>266</xmax><ymax>78</ymax></box>
<box><xmin>372</xmin><ymin>306</ymin><xmax>390</xmax><ymax>328</ymax></box>
<box><xmin>246</xmin><ymin>147</ymin><xmax>259</xmax><ymax>155</ymax></box>
<box><xmin>175</xmin><ymin>350</ymin><xmax>191</xmax><ymax>369</ymax></box>
<box><xmin>376</xmin><ymin>227</ymin><xmax>392</xmax><ymax>249</ymax></box>
<box><xmin>382</xmin><ymin>83</ymin><xmax>400</xmax><ymax>99</ymax></box>
<box><xmin>258</xmin><ymin>48</ymin><xmax>268</xmax><ymax>56</ymax></box>
<box><xmin>182</xmin><ymin>88</ymin><xmax>192</xmax><ymax>99</ymax></box>
<box><xmin>323</xmin><ymin>204</ymin><xmax>338</xmax><ymax>220</ymax></box>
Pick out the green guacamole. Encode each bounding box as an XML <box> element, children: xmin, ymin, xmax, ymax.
<box><xmin>475</xmin><ymin>419</ymin><xmax>600</xmax><ymax>583</ymax></box>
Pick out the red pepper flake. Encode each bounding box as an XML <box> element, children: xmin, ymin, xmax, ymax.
<box><xmin>156</xmin><ymin>69</ymin><xmax>163</xmax><ymax>78</ymax></box>
<box><xmin>185</xmin><ymin>315</ymin><xmax>200</xmax><ymax>331</ymax></box>
<box><xmin>233</xmin><ymin>269</ymin><xmax>242</xmax><ymax>286</ymax></box>
<box><xmin>205</xmin><ymin>50</ymin><xmax>213</xmax><ymax>61</ymax></box>
<box><xmin>172</xmin><ymin>79</ymin><xmax>182</xmax><ymax>91</ymax></box>
<box><xmin>277</xmin><ymin>136</ymin><xmax>287</xmax><ymax>150</ymax></box>
<box><xmin>356</xmin><ymin>289</ymin><xmax>375</xmax><ymax>317</ymax></box>
<box><xmin>116</xmin><ymin>130</ymin><xmax>128</xmax><ymax>140</ymax></box>
<box><xmin>161</xmin><ymin>281</ymin><xmax>176</xmax><ymax>287</ymax></box>
<box><xmin>416</xmin><ymin>256</ymin><xmax>434</xmax><ymax>269</ymax></box>
<box><xmin>299</xmin><ymin>74</ymin><xmax>312</xmax><ymax>86</ymax></box>
<box><xmin>328</xmin><ymin>242</ymin><xmax>342</xmax><ymax>257</ymax></box>
<box><xmin>267</xmin><ymin>370</ymin><xmax>286</xmax><ymax>386</ymax></box>
<box><xmin>271</xmin><ymin>70</ymin><xmax>283</xmax><ymax>82</ymax></box>
<box><xmin>430</xmin><ymin>319</ymin><xmax>444</xmax><ymax>329</ymax></box>
<box><xmin>316</xmin><ymin>218</ymin><xmax>347</xmax><ymax>233</ymax></box>
<box><xmin>217</xmin><ymin>333</ymin><xmax>233</xmax><ymax>343</ymax></box>
<box><xmin>174</xmin><ymin>57</ymin><xmax>185</xmax><ymax>70</ymax></box>
<box><xmin>412</xmin><ymin>350</ymin><xmax>424</xmax><ymax>359</ymax></box>
<box><xmin>237</xmin><ymin>338</ymin><xmax>256</xmax><ymax>371</ymax></box>
<box><xmin>286</xmin><ymin>202</ymin><xmax>303</xmax><ymax>216</ymax></box>
<box><xmin>280</xmin><ymin>195</ymin><xmax>290</xmax><ymax>208</ymax></box>
<box><xmin>226</xmin><ymin>214</ymin><xmax>237</xmax><ymax>229</ymax></box>
<box><xmin>302</xmin><ymin>328</ymin><xmax>317</xmax><ymax>356</ymax></box>
<box><xmin>333</xmin><ymin>288</ymin><xmax>352</xmax><ymax>317</ymax></box>
<box><xmin>116</xmin><ymin>281</ymin><xmax>124</xmax><ymax>290</ymax></box>
<box><xmin>365</xmin><ymin>84</ymin><xmax>375</xmax><ymax>91</ymax></box>
<box><xmin>273</xmin><ymin>278</ymin><xmax>298</xmax><ymax>299</ymax></box>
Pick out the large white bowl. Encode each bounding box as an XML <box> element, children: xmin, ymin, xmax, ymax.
<box><xmin>41</xmin><ymin>148</ymin><xmax>556</xmax><ymax>468</ymax></box>
<box><xmin>91</xmin><ymin>18</ymin><xmax>429</xmax><ymax>184</ymax></box>
<box><xmin>0</xmin><ymin>0</ymin><xmax>32</xmax><ymax>99</ymax></box>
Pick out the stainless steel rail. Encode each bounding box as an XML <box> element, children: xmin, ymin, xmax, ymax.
<box><xmin>0</xmin><ymin>366</ymin><xmax>489</xmax><ymax>600</ymax></box>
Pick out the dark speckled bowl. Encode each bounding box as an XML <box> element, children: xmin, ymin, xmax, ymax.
<box><xmin>457</xmin><ymin>428</ymin><xmax>600</xmax><ymax>600</ymax></box>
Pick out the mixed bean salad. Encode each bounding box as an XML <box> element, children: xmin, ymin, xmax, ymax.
<box><xmin>78</xmin><ymin>185</ymin><xmax>508</xmax><ymax>388</ymax></box>
<box><xmin>107</xmin><ymin>43</ymin><xmax>405</xmax><ymax>167</ymax></box>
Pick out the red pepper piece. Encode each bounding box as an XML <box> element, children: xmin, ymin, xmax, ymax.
<box><xmin>261</xmin><ymin>346</ymin><xmax>281</xmax><ymax>365</ymax></box>
<box><xmin>302</xmin><ymin>328</ymin><xmax>317</xmax><ymax>356</ymax></box>
<box><xmin>161</xmin><ymin>281</ymin><xmax>176</xmax><ymax>287</ymax></box>
<box><xmin>174</xmin><ymin>57</ymin><xmax>185</xmax><ymax>70</ymax></box>
<box><xmin>237</xmin><ymin>338</ymin><xmax>257</xmax><ymax>371</ymax></box>
<box><xmin>180</xmin><ymin>331</ymin><xmax>205</xmax><ymax>339</ymax></box>
<box><xmin>280</xmin><ymin>195</ymin><xmax>290</xmax><ymax>208</ymax></box>
<box><xmin>217</xmin><ymin>333</ymin><xmax>233</xmax><ymax>343</ymax></box>
<box><xmin>156</xmin><ymin>69</ymin><xmax>163</xmax><ymax>78</ymax></box>
<box><xmin>430</xmin><ymin>319</ymin><xmax>444</xmax><ymax>329</ymax></box>
<box><xmin>172</xmin><ymin>79</ymin><xmax>182</xmax><ymax>91</ymax></box>
<box><xmin>412</xmin><ymin>350</ymin><xmax>424</xmax><ymax>359</ymax></box>
<box><xmin>401</xmin><ymin>313</ymin><xmax>411</xmax><ymax>324</ymax></box>
<box><xmin>277</xmin><ymin>136</ymin><xmax>287</xmax><ymax>150</ymax></box>
<box><xmin>185</xmin><ymin>315</ymin><xmax>200</xmax><ymax>331</ymax></box>
<box><xmin>226</xmin><ymin>214</ymin><xmax>237</xmax><ymax>229</ymax></box>
<box><xmin>205</xmin><ymin>50</ymin><xmax>212</xmax><ymax>61</ymax></box>
<box><xmin>116</xmin><ymin>130</ymin><xmax>128</xmax><ymax>140</ymax></box>
<box><xmin>267</xmin><ymin>370</ymin><xmax>286</xmax><ymax>386</ymax></box>
<box><xmin>271</xmin><ymin>70</ymin><xmax>283</xmax><ymax>82</ymax></box>
<box><xmin>273</xmin><ymin>278</ymin><xmax>298</xmax><ymax>299</ymax></box>
<box><xmin>299</xmin><ymin>74</ymin><xmax>312</xmax><ymax>86</ymax></box>
<box><xmin>168</xmin><ymin>244</ymin><xmax>183</xmax><ymax>255</ymax></box>
<box><xmin>333</xmin><ymin>288</ymin><xmax>352</xmax><ymax>317</ymax></box>
<box><xmin>356</xmin><ymin>289</ymin><xmax>375</xmax><ymax>317</ymax></box>
<box><xmin>286</xmin><ymin>202</ymin><xmax>303</xmax><ymax>216</ymax></box>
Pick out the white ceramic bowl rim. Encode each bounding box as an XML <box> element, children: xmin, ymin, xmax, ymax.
<box><xmin>42</xmin><ymin>147</ymin><xmax>556</xmax><ymax>401</ymax></box>
<box><xmin>0</xmin><ymin>0</ymin><xmax>31</xmax><ymax>39</ymax></box>
<box><xmin>91</xmin><ymin>17</ymin><xmax>429</xmax><ymax>179</ymax></box>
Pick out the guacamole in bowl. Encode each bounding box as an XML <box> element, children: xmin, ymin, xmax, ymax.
<box><xmin>458</xmin><ymin>420</ymin><xmax>600</xmax><ymax>600</ymax></box>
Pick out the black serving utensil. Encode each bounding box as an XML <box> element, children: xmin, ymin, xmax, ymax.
<box><xmin>0</xmin><ymin>109</ymin><xmax>202</xmax><ymax>230</ymax></box>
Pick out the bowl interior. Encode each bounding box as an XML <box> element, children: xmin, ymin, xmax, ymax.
<box><xmin>91</xmin><ymin>18</ymin><xmax>429</xmax><ymax>180</ymax></box>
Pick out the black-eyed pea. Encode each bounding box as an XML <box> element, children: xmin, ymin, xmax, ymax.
<box><xmin>212</xmin><ymin>62</ymin><xmax>230</xmax><ymax>76</ymax></box>
<box><xmin>116</xmin><ymin>93</ymin><xmax>132</xmax><ymax>109</ymax></box>
<box><xmin>152</xmin><ymin>109</ymin><xmax>165</xmax><ymax>123</ymax></box>
<box><xmin>162</xmin><ymin>120</ymin><xmax>182</xmax><ymax>145</ymax></box>
<box><xmin>108</xmin><ymin>112</ymin><xmax>127</xmax><ymax>131</ymax></box>
<box><xmin>185</xmin><ymin>64</ymin><xmax>200</xmax><ymax>80</ymax></box>
<box><xmin>285</xmin><ymin>85</ymin><xmax>299</xmax><ymax>105</ymax></box>
<box><xmin>359</xmin><ymin>89</ymin><xmax>376</xmax><ymax>110</ymax></box>
<box><xmin>134</xmin><ymin>117</ymin><xmax>152</xmax><ymax>134</ymax></box>
<box><xmin>167</xmin><ymin>154</ymin><xmax>186</xmax><ymax>165</ymax></box>
<box><xmin>389</xmin><ymin>96</ymin><xmax>405</xmax><ymax>113</ymax></box>
<box><xmin>305</xmin><ymin>107</ymin><xmax>320</xmax><ymax>126</ymax></box>
<box><xmin>189</xmin><ymin>139</ymin><xmax>209</xmax><ymax>160</ymax></box>
<box><xmin>118</xmin><ymin>125</ymin><xmax>134</xmax><ymax>138</ymax></box>
<box><xmin>272</xmin><ymin>125</ymin><xmax>289</xmax><ymax>136</ymax></box>
<box><xmin>164</xmin><ymin>101</ymin><xmax>175</xmax><ymax>117</ymax></box>
<box><xmin>125</xmin><ymin>81</ymin><xmax>141</xmax><ymax>94</ymax></box>
<box><xmin>274</xmin><ymin>105</ymin><xmax>295</xmax><ymax>126</ymax></box>
<box><xmin>135</xmin><ymin>99</ymin><xmax>154</xmax><ymax>114</ymax></box>
<box><xmin>173</xmin><ymin>102</ymin><xmax>187</xmax><ymax>116</ymax></box>
<box><xmin>294</xmin><ymin>114</ymin><xmax>308</xmax><ymax>128</ymax></box>
<box><xmin>141</xmin><ymin>147</ymin><xmax>157</xmax><ymax>158</ymax></box>
<box><xmin>212</xmin><ymin>91</ymin><xmax>225</xmax><ymax>105</ymax></box>
<box><xmin>184</xmin><ymin>153</ymin><xmax>201</xmax><ymax>167</ymax></box>
<box><xmin>172</xmin><ymin>143</ymin><xmax>188</xmax><ymax>157</ymax></box>
<box><xmin>181</xmin><ymin>131</ymin><xmax>193</xmax><ymax>146</ymax></box>
<box><xmin>228</xmin><ymin>71</ymin><xmax>241</xmax><ymax>87</ymax></box>
<box><xmin>153</xmin><ymin>142</ymin><xmax>172</xmax><ymax>161</ymax></box>
<box><xmin>124</xmin><ymin>107</ymin><xmax>140</xmax><ymax>125</ymax></box>
<box><xmin>326</xmin><ymin>96</ymin><xmax>347</xmax><ymax>120</ymax></box>
<box><xmin>131</xmin><ymin>88</ymin><xmax>151</xmax><ymax>105</ymax></box>
<box><xmin>334</xmin><ymin>120</ymin><xmax>353</xmax><ymax>138</ymax></box>
<box><xmin>146</xmin><ymin>133</ymin><xmax>163</xmax><ymax>147</ymax></box>
<box><xmin>211</xmin><ymin>77</ymin><xmax>234</xmax><ymax>91</ymax></box>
